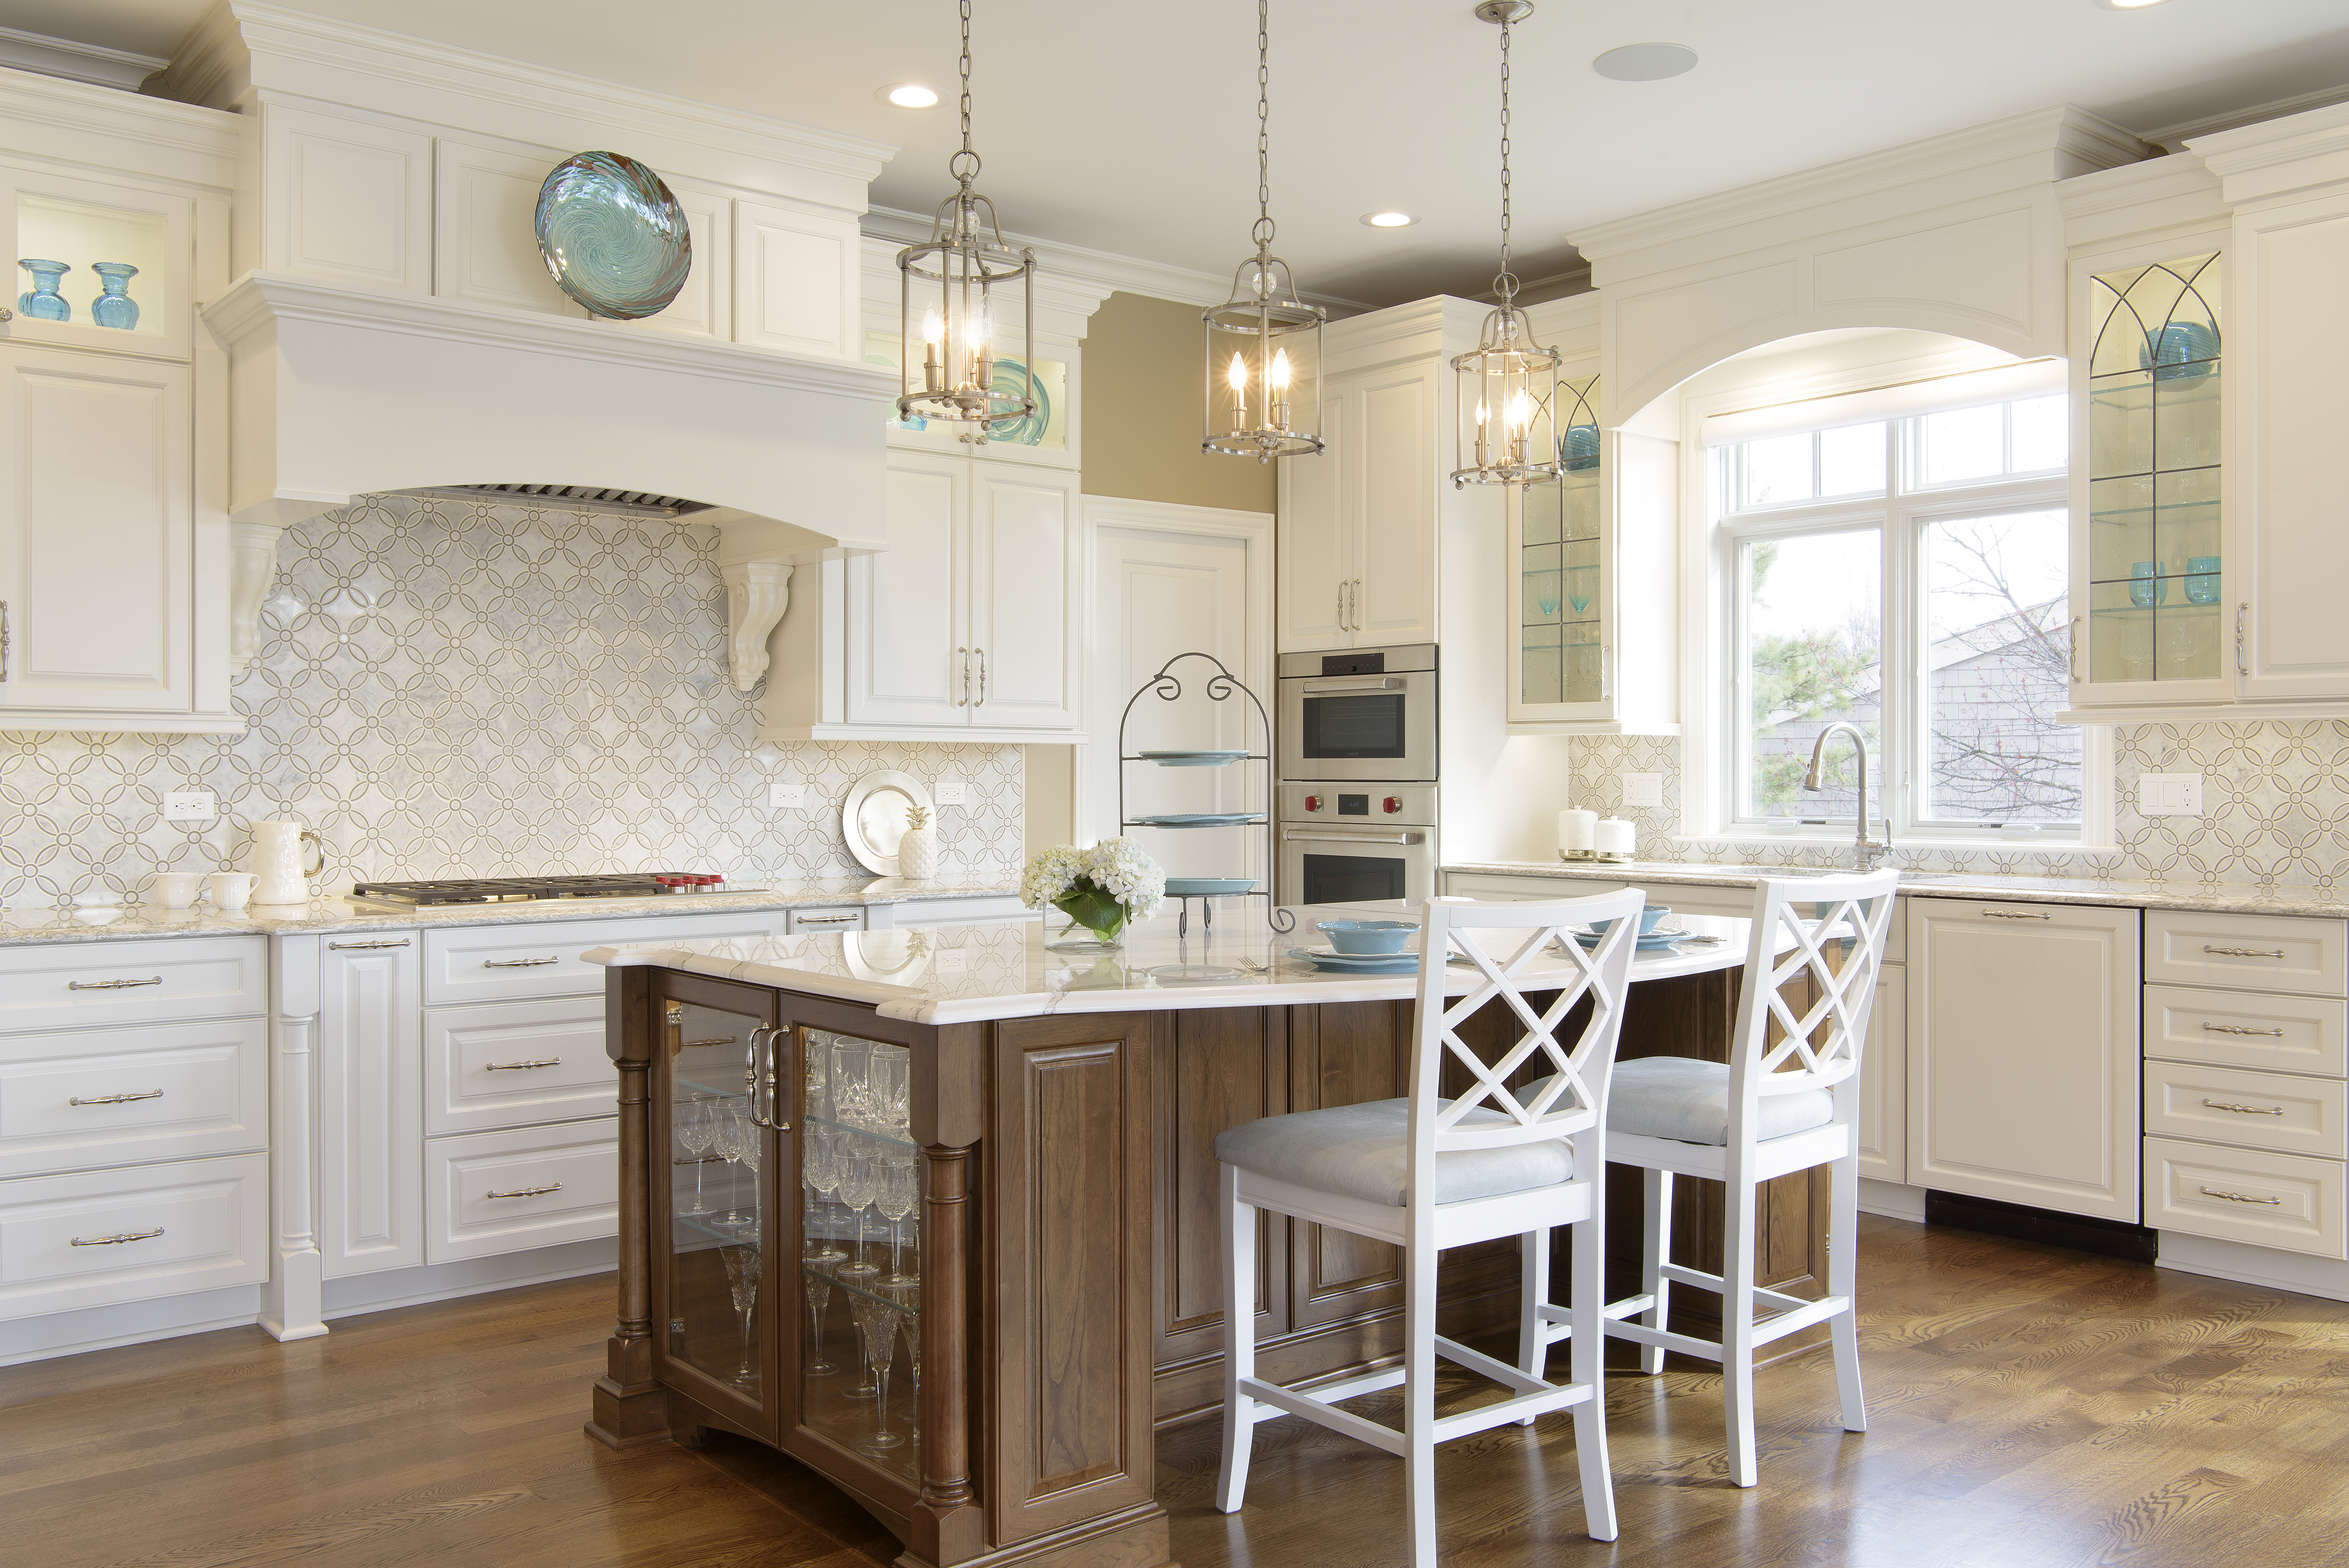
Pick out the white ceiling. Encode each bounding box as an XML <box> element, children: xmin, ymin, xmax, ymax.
<box><xmin>21</xmin><ymin>0</ymin><xmax>2349</xmax><ymax>306</ymax></box>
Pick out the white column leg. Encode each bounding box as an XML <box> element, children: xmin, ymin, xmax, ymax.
<box><xmin>259</xmin><ymin>1007</ymin><xmax>327</xmax><ymax>1342</ymax></box>
<box><xmin>1829</xmin><ymin>1149</ymin><xmax>1867</xmax><ymax>1433</ymax></box>
<box><xmin>1517</xmin><ymin>1224</ymin><xmax>1551</xmax><ymax>1404</ymax></box>
<box><xmin>1404</xmin><ymin>1217</ymin><xmax>1439</xmax><ymax>1568</ymax></box>
<box><xmin>1639</xmin><ymin>1168</ymin><xmax>1672</xmax><ymax>1376</ymax></box>
<box><xmin>1570</xmin><ymin>1169</ymin><xmax>1618</xmax><ymax>1541</ymax></box>
<box><xmin>1215</xmin><ymin>1162</ymin><xmax>1257</xmax><ymax>1514</ymax></box>
<box><xmin>1723</xmin><ymin>1170</ymin><xmax>1761</xmax><ymax>1488</ymax></box>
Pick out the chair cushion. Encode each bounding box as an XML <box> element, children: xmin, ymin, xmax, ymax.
<box><xmin>1214</xmin><ymin>1098</ymin><xmax>1575</xmax><ymax>1209</ymax></box>
<box><xmin>1605</xmin><ymin>1057</ymin><xmax>1836</xmax><ymax>1146</ymax></box>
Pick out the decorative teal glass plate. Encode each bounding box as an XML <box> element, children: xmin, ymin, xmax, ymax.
<box><xmin>989</xmin><ymin>358</ymin><xmax>1052</xmax><ymax>445</ymax></box>
<box><xmin>1164</xmin><ymin>877</ymin><xmax>1258</xmax><ymax>896</ymax></box>
<box><xmin>1137</xmin><ymin>750</ymin><xmax>1247</xmax><ymax>767</ymax></box>
<box><xmin>535</xmin><ymin>151</ymin><xmax>692</xmax><ymax>320</ymax></box>
<box><xmin>1288</xmin><ymin>946</ymin><xmax>1420</xmax><ymax>973</ymax></box>
<box><xmin>1571</xmin><ymin>928</ymin><xmax>1691</xmax><ymax>951</ymax></box>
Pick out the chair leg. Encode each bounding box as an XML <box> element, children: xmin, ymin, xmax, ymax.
<box><xmin>1569</xmin><ymin>1193</ymin><xmax>1618</xmax><ymax>1542</ymax></box>
<box><xmin>1517</xmin><ymin>1225</ymin><xmax>1551</xmax><ymax>1414</ymax></box>
<box><xmin>1214</xmin><ymin>1164</ymin><xmax>1256</xmax><ymax>1514</ymax></box>
<box><xmin>1829</xmin><ymin>1150</ymin><xmax>1866</xmax><ymax>1434</ymax></box>
<box><xmin>1638</xmin><ymin>1168</ymin><xmax>1672</xmax><ymax>1376</ymax></box>
<box><xmin>1723</xmin><ymin>1171</ymin><xmax>1760</xmax><ymax>1489</ymax></box>
<box><xmin>1404</xmin><ymin>1227</ymin><xmax>1438</xmax><ymax>1568</ymax></box>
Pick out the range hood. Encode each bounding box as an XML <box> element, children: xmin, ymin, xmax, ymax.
<box><xmin>203</xmin><ymin>272</ymin><xmax>897</xmax><ymax>688</ymax></box>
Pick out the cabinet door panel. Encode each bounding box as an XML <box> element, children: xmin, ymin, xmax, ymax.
<box><xmin>1277</xmin><ymin>376</ymin><xmax>1350</xmax><ymax>651</ymax></box>
<box><xmin>260</xmin><ymin>102</ymin><xmax>431</xmax><ymax>294</ymax></box>
<box><xmin>968</xmin><ymin>464</ymin><xmax>1078</xmax><ymax>730</ymax></box>
<box><xmin>1288</xmin><ymin>999</ymin><xmax>1411</xmax><ymax>1330</ymax></box>
<box><xmin>847</xmin><ymin>451</ymin><xmax>967</xmax><ymax>726</ymax></box>
<box><xmin>1353</xmin><ymin>362</ymin><xmax>1439</xmax><ymax>645</ymax></box>
<box><xmin>318</xmin><ymin>935</ymin><xmax>424</xmax><ymax>1277</ymax></box>
<box><xmin>0</xmin><ymin>345</ymin><xmax>191</xmax><ymax>715</ymax></box>
<box><xmin>1855</xmin><ymin>965</ymin><xmax>1906</xmax><ymax>1183</ymax></box>
<box><xmin>432</xmin><ymin>138</ymin><xmax>587</xmax><ymax>317</ymax></box>
<box><xmin>1907</xmin><ymin>899</ymin><xmax>2141</xmax><ymax>1221</ymax></box>
<box><xmin>1153</xmin><ymin>1007</ymin><xmax>1288</xmax><ymax>1367</ymax></box>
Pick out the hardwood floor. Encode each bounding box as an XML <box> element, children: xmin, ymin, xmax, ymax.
<box><xmin>6</xmin><ymin>1216</ymin><xmax>2347</xmax><ymax>1568</ymax></box>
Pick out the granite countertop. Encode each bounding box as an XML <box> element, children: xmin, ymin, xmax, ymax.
<box><xmin>586</xmin><ymin>905</ymin><xmax>1762</xmax><ymax>1026</ymax></box>
<box><xmin>1445</xmin><ymin>859</ymin><xmax>2349</xmax><ymax>920</ymax></box>
<box><xmin>0</xmin><ymin>878</ymin><xmax>1021</xmax><ymax>947</ymax></box>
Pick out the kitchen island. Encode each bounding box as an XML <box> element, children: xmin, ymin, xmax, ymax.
<box><xmin>585</xmin><ymin>907</ymin><xmax>1813</xmax><ymax>1568</ymax></box>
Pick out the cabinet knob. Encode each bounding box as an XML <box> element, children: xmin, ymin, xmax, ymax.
<box><xmin>0</xmin><ymin>307</ymin><xmax>12</xmax><ymax>322</ymax></box>
<box><xmin>1304</xmin><ymin>795</ymin><xmax>1322</xmax><ymax>812</ymax></box>
<box><xmin>1383</xmin><ymin>796</ymin><xmax>1403</xmax><ymax>814</ymax></box>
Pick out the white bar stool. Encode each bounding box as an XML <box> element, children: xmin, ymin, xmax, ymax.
<box><xmin>1213</xmin><ymin>891</ymin><xmax>1646</xmax><ymax>1567</ymax></box>
<box><xmin>1592</xmin><ymin>869</ymin><xmax>1899</xmax><ymax>1487</ymax></box>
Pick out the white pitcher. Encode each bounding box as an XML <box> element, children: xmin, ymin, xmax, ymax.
<box><xmin>249</xmin><ymin>820</ymin><xmax>324</xmax><ymax>906</ymax></box>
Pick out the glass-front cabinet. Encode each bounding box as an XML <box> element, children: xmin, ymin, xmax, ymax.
<box><xmin>1513</xmin><ymin>369</ymin><xmax>1605</xmax><ymax>713</ymax></box>
<box><xmin>2072</xmin><ymin>243</ymin><xmax>2229</xmax><ymax>705</ymax></box>
<box><xmin>645</xmin><ymin>975</ymin><xmax>925</xmax><ymax>1489</ymax></box>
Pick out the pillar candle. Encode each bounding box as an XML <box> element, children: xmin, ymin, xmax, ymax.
<box><xmin>1558</xmin><ymin>809</ymin><xmax>1598</xmax><ymax>856</ymax></box>
<box><xmin>1594</xmin><ymin>816</ymin><xmax>1636</xmax><ymax>857</ymax></box>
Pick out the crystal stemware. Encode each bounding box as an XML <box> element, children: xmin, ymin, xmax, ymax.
<box><xmin>869</xmin><ymin>1048</ymin><xmax>909</xmax><ymax>1136</ymax></box>
<box><xmin>879</xmin><ymin>1155</ymin><xmax>920</xmax><ymax>1286</ymax></box>
<box><xmin>849</xmin><ymin>1292</ymin><xmax>906</xmax><ymax>1453</ymax></box>
<box><xmin>711</xmin><ymin>1099</ymin><xmax>753</xmax><ymax>1228</ymax></box>
<box><xmin>800</xmin><ymin>1249</ymin><xmax>842</xmax><ymax>1377</ymax></box>
<box><xmin>836</xmin><ymin>1146</ymin><xmax>880</xmax><ymax>1283</ymax></box>
<box><xmin>720</xmin><ymin>1239</ymin><xmax>760</xmax><ymax>1389</ymax></box>
<box><xmin>676</xmin><ymin>1095</ymin><xmax>716</xmax><ymax>1218</ymax></box>
<box><xmin>831</xmin><ymin>1037</ymin><xmax>872</xmax><ymax>1128</ymax></box>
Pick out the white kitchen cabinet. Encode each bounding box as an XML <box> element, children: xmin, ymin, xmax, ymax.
<box><xmin>422</xmin><ymin>1117</ymin><xmax>620</xmax><ymax>1265</ymax></box>
<box><xmin>423</xmin><ymin>996</ymin><xmax>614</xmax><ymax>1136</ymax></box>
<box><xmin>317</xmin><ymin>933</ymin><xmax>422</xmax><ymax>1278</ymax></box>
<box><xmin>1277</xmin><ymin>356</ymin><xmax>1440</xmax><ymax>653</ymax></box>
<box><xmin>1907</xmin><ymin>897</ymin><xmax>2142</xmax><ymax>1222</ymax></box>
<box><xmin>0</xmin><ymin>1151</ymin><xmax>268</xmax><ymax>1319</ymax></box>
<box><xmin>0</xmin><ymin>1017</ymin><xmax>267</xmax><ymax>1180</ymax></box>
<box><xmin>1855</xmin><ymin>965</ymin><xmax>1907</xmax><ymax>1184</ymax></box>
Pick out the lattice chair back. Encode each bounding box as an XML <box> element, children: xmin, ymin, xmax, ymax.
<box><xmin>1407</xmin><ymin>891</ymin><xmax>1646</xmax><ymax>1196</ymax></box>
<box><xmin>1728</xmin><ymin>870</ymin><xmax>1901</xmax><ymax>1125</ymax></box>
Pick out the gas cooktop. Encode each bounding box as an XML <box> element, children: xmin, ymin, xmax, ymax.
<box><xmin>347</xmin><ymin>874</ymin><xmax>749</xmax><ymax>907</ymax></box>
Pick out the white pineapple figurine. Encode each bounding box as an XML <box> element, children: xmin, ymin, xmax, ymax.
<box><xmin>898</xmin><ymin>802</ymin><xmax>938</xmax><ymax>882</ymax></box>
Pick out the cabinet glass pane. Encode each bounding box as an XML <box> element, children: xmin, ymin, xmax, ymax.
<box><xmin>865</xmin><ymin>330</ymin><xmax>1068</xmax><ymax>450</ymax></box>
<box><xmin>667</xmin><ymin>1000</ymin><xmax>769</xmax><ymax>1402</ymax></box>
<box><xmin>2085</xmin><ymin>253</ymin><xmax>2221</xmax><ymax>688</ymax></box>
<box><xmin>16</xmin><ymin>194</ymin><xmax>169</xmax><ymax>340</ymax></box>
<box><xmin>800</xmin><ymin>1028</ymin><xmax>921</xmax><ymax>1483</ymax></box>
<box><xmin>1521</xmin><ymin>373</ymin><xmax>1602</xmax><ymax>708</ymax></box>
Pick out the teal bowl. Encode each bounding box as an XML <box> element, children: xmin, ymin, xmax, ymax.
<box><xmin>1590</xmin><ymin>907</ymin><xmax>1670</xmax><ymax>937</ymax></box>
<box><xmin>1315</xmin><ymin>918</ymin><xmax>1420</xmax><ymax>955</ymax></box>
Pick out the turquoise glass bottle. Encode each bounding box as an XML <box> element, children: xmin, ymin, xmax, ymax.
<box><xmin>90</xmin><ymin>262</ymin><xmax>140</xmax><ymax>330</ymax></box>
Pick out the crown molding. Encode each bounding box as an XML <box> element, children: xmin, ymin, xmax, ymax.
<box><xmin>0</xmin><ymin>62</ymin><xmax>240</xmax><ymax>188</ymax></box>
<box><xmin>2144</xmin><ymin>85</ymin><xmax>2349</xmax><ymax>154</ymax></box>
<box><xmin>1571</xmin><ymin>105</ymin><xmax>2154</xmax><ymax>274</ymax></box>
<box><xmin>2188</xmin><ymin>98</ymin><xmax>2349</xmax><ymax>205</ymax></box>
<box><xmin>0</xmin><ymin>24</ymin><xmax>166</xmax><ymax>92</ymax></box>
<box><xmin>156</xmin><ymin>1</ymin><xmax>895</xmax><ymax>205</ymax></box>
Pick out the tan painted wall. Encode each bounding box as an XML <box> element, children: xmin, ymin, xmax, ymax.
<box><xmin>1077</xmin><ymin>291</ymin><xmax>1278</xmax><ymax>512</ymax></box>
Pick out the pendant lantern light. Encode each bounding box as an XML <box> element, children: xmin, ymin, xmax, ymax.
<box><xmin>896</xmin><ymin>0</ymin><xmax>1037</xmax><ymax>437</ymax></box>
<box><xmin>1201</xmin><ymin>0</ymin><xmax>1324</xmax><ymax>463</ymax></box>
<box><xmin>1451</xmin><ymin>1</ymin><xmax>1563</xmax><ymax>490</ymax></box>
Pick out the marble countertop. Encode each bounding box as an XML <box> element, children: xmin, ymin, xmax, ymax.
<box><xmin>0</xmin><ymin>878</ymin><xmax>1021</xmax><ymax>947</ymax></box>
<box><xmin>587</xmin><ymin>905</ymin><xmax>1763</xmax><ymax>1026</ymax></box>
<box><xmin>1445</xmin><ymin>859</ymin><xmax>2349</xmax><ymax>921</ymax></box>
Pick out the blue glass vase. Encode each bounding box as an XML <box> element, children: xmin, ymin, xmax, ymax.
<box><xmin>90</xmin><ymin>262</ymin><xmax>139</xmax><ymax>330</ymax></box>
<box><xmin>16</xmin><ymin>258</ymin><xmax>69</xmax><ymax>322</ymax></box>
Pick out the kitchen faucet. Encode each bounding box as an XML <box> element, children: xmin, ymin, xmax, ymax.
<box><xmin>1803</xmin><ymin>721</ymin><xmax>1892</xmax><ymax>872</ymax></box>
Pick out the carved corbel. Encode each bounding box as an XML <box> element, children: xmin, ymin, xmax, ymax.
<box><xmin>722</xmin><ymin>560</ymin><xmax>794</xmax><ymax>693</ymax></box>
<box><xmin>229</xmin><ymin>519</ymin><xmax>287</xmax><ymax>667</ymax></box>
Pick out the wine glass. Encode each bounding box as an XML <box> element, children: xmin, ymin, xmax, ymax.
<box><xmin>878</xmin><ymin>1156</ymin><xmax>920</xmax><ymax>1286</ymax></box>
<box><xmin>836</xmin><ymin>1146</ymin><xmax>879</xmax><ymax>1283</ymax></box>
<box><xmin>869</xmin><ymin>1049</ymin><xmax>909</xmax><ymax>1137</ymax></box>
<box><xmin>805</xmin><ymin>1028</ymin><xmax>834</xmax><ymax>1122</ymax></box>
<box><xmin>850</xmin><ymin>1293</ymin><xmax>905</xmax><ymax>1453</ymax></box>
<box><xmin>676</xmin><ymin>1095</ymin><xmax>716</xmax><ymax>1218</ymax></box>
<box><xmin>720</xmin><ymin>1240</ymin><xmax>760</xmax><ymax>1389</ymax></box>
<box><xmin>711</xmin><ymin>1100</ymin><xmax>753</xmax><ymax>1228</ymax></box>
<box><xmin>831</xmin><ymin>1038</ymin><xmax>871</xmax><ymax>1128</ymax></box>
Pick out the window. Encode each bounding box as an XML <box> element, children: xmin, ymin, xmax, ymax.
<box><xmin>1718</xmin><ymin>388</ymin><xmax>2080</xmax><ymax>838</ymax></box>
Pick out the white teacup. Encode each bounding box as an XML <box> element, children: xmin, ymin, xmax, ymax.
<box><xmin>209</xmin><ymin>871</ymin><xmax>257</xmax><ymax>912</ymax></box>
<box><xmin>151</xmin><ymin>871</ymin><xmax>205</xmax><ymax>910</ymax></box>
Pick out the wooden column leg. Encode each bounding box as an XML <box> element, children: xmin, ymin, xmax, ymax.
<box><xmin>907</xmin><ymin>1144</ymin><xmax>983</xmax><ymax>1567</ymax></box>
<box><xmin>589</xmin><ymin>970</ymin><xmax>669</xmax><ymax>1449</ymax></box>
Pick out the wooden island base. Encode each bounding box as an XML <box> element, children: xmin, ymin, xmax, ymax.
<box><xmin>590</xmin><ymin>961</ymin><xmax>1830</xmax><ymax>1568</ymax></box>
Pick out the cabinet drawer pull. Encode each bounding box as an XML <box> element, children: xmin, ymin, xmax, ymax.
<box><xmin>330</xmin><ymin>939</ymin><xmax>411</xmax><ymax>950</ymax></box>
<box><xmin>2202</xmin><ymin>1098</ymin><xmax>2287</xmax><ymax>1116</ymax></box>
<box><xmin>2203</xmin><ymin>1022</ymin><xmax>2287</xmax><ymax>1038</ymax></box>
<box><xmin>71</xmin><ymin>1227</ymin><xmax>164</xmax><ymax>1247</ymax></box>
<box><xmin>797</xmin><ymin>914</ymin><xmax>857</xmax><ymax>925</ymax></box>
<box><xmin>1980</xmin><ymin>911</ymin><xmax>2050</xmax><ymax>921</ymax></box>
<box><xmin>1301</xmin><ymin>677</ymin><xmax>1404</xmax><ymax>695</ymax></box>
<box><xmin>486</xmin><ymin>1183</ymin><xmax>563</xmax><ymax>1200</ymax></box>
<box><xmin>2199</xmin><ymin>1186</ymin><xmax>2282</xmax><ymax>1206</ymax></box>
<box><xmin>482</xmin><ymin>956</ymin><xmax>560</xmax><ymax>968</ymax></box>
<box><xmin>70</xmin><ymin>1089</ymin><xmax>164</xmax><ymax>1106</ymax></box>
<box><xmin>2203</xmin><ymin>945</ymin><xmax>2285</xmax><ymax>959</ymax></box>
<box><xmin>485</xmin><ymin>1057</ymin><xmax>562</xmax><ymax>1072</ymax></box>
<box><xmin>68</xmin><ymin>976</ymin><xmax>162</xmax><ymax>991</ymax></box>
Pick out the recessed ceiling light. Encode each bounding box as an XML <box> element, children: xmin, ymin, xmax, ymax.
<box><xmin>1361</xmin><ymin>211</ymin><xmax>1417</xmax><ymax>228</ymax></box>
<box><xmin>2092</xmin><ymin>0</ymin><xmax>2170</xmax><ymax>8</ymax></box>
<box><xmin>1593</xmin><ymin>42</ymin><xmax>1698</xmax><ymax>81</ymax></box>
<box><xmin>879</xmin><ymin>83</ymin><xmax>939</xmax><ymax>108</ymax></box>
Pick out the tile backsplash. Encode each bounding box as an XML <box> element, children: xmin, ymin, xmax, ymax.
<box><xmin>1573</xmin><ymin>722</ymin><xmax>2349</xmax><ymax>890</ymax></box>
<box><xmin>0</xmin><ymin>496</ymin><xmax>1023</xmax><ymax>906</ymax></box>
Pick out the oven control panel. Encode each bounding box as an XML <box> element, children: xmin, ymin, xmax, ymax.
<box><xmin>1280</xmin><ymin>782</ymin><xmax>1435</xmax><ymax>827</ymax></box>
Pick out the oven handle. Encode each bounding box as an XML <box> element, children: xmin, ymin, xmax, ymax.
<box><xmin>1299</xmin><ymin>677</ymin><xmax>1405</xmax><ymax>694</ymax></box>
<box><xmin>1282</xmin><ymin>829</ymin><xmax>1423</xmax><ymax>845</ymax></box>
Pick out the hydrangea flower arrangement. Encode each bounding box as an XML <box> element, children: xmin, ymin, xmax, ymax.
<box><xmin>1020</xmin><ymin>837</ymin><xmax>1166</xmax><ymax>944</ymax></box>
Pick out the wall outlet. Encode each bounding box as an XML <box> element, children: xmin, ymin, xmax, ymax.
<box><xmin>1622</xmin><ymin>773</ymin><xmax>1664</xmax><ymax>809</ymax></box>
<box><xmin>2138</xmin><ymin>773</ymin><xmax>2204</xmax><ymax>816</ymax></box>
<box><xmin>935</xmin><ymin>780</ymin><xmax>967</xmax><ymax>805</ymax></box>
<box><xmin>768</xmin><ymin>782</ymin><xmax>806</xmax><ymax>809</ymax></box>
<box><xmin>935</xmin><ymin>947</ymin><xmax>968</xmax><ymax>976</ymax></box>
<box><xmin>163</xmin><ymin>790</ymin><xmax>217</xmax><ymax>823</ymax></box>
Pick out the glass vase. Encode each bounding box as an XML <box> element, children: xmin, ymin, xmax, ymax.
<box><xmin>1048</xmin><ymin>889</ymin><xmax>1128</xmax><ymax>951</ymax></box>
<box><xmin>90</xmin><ymin>263</ymin><xmax>139</xmax><ymax>330</ymax></box>
<box><xmin>16</xmin><ymin>259</ymin><xmax>69</xmax><ymax>323</ymax></box>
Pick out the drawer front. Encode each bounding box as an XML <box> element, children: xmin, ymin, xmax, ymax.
<box><xmin>0</xmin><ymin>1152</ymin><xmax>269</xmax><ymax>1316</ymax></box>
<box><xmin>2142</xmin><ymin>983</ymin><xmax>2348</xmax><ymax>1076</ymax></box>
<box><xmin>2145</xmin><ymin>911</ymin><xmax>2347</xmax><ymax>996</ymax></box>
<box><xmin>785</xmin><ymin>906</ymin><xmax>866</xmax><ymax>934</ymax></box>
<box><xmin>422</xmin><ymin>1118</ymin><xmax>619</xmax><ymax>1264</ymax></box>
<box><xmin>424</xmin><ymin>996</ymin><xmax>616</xmax><ymax>1135</ymax></box>
<box><xmin>2143</xmin><ymin>1136</ymin><xmax>2346</xmax><ymax>1258</ymax></box>
<box><xmin>422</xmin><ymin>911</ymin><xmax>788</xmax><ymax>1006</ymax></box>
<box><xmin>0</xmin><ymin>937</ymin><xmax>266</xmax><ymax>1034</ymax></box>
<box><xmin>2142</xmin><ymin>1059</ymin><xmax>2349</xmax><ymax>1160</ymax></box>
<box><xmin>0</xmin><ymin>1018</ymin><xmax>267</xmax><ymax>1179</ymax></box>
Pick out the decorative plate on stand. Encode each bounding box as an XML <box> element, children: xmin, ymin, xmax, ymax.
<box><xmin>534</xmin><ymin>151</ymin><xmax>692</xmax><ymax>319</ymax></box>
